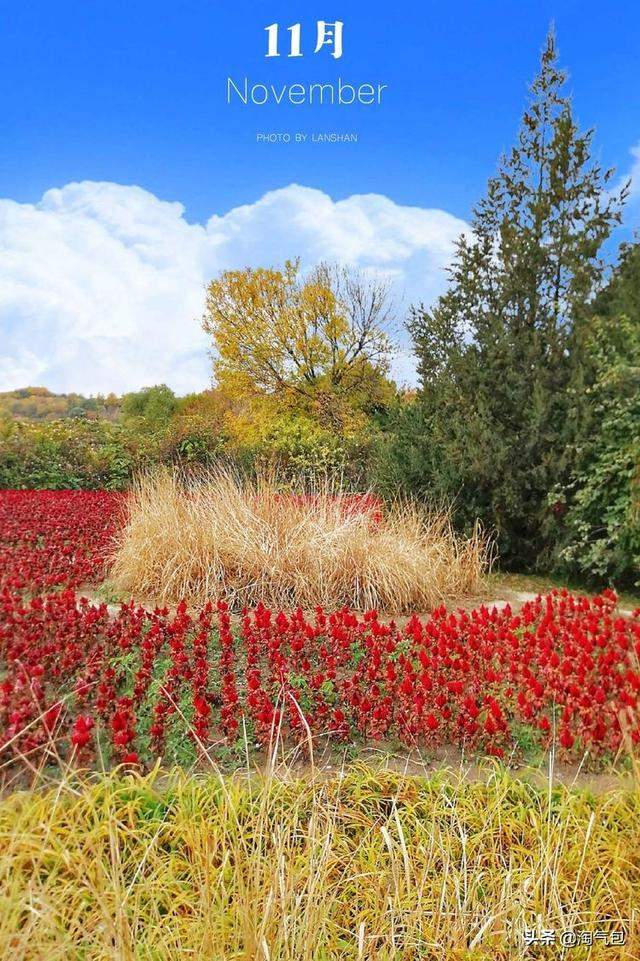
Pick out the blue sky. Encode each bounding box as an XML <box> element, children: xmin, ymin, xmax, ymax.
<box><xmin>1</xmin><ymin>1</ymin><xmax>639</xmax><ymax>394</ymax></box>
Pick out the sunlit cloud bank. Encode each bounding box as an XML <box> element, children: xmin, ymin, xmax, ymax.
<box><xmin>0</xmin><ymin>181</ymin><xmax>468</xmax><ymax>394</ymax></box>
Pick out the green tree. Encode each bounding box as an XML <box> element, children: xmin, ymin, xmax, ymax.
<box><xmin>552</xmin><ymin>241</ymin><xmax>640</xmax><ymax>586</ymax></box>
<box><xmin>397</xmin><ymin>30</ymin><xmax>626</xmax><ymax>566</ymax></box>
<box><xmin>121</xmin><ymin>384</ymin><xmax>178</xmax><ymax>431</ymax></box>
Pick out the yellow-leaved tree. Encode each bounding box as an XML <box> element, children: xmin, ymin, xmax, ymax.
<box><xmin>202</xmin><ymin>260</ymin><xmax>396</xmax><ymax>429</ymax></box>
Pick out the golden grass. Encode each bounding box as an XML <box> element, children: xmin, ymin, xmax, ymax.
<box><xmin>0</xmin><ymin>764</ymin><xmax>638</xmax><ymax>960</ymax></box>
<box><xmin>110</xmin><ymin>469</ymin><xmax>489</xmax><ymax>611</ymax></box>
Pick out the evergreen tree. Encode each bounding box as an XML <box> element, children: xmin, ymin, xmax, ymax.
<box><xmin>403</xmin><ymin>30</ymin><xmax>627</xmax><ymax>565</ymax></box>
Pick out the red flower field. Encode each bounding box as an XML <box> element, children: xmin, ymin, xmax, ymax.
<box><xmin>0</xmin><ymin>489</ymin><xmax>123</xmax><ymax>592</ymax></box>
<box><xmin>1</xmin><ymin>490</ymin><xmax>639</xmax><ymax>768</ymax></box>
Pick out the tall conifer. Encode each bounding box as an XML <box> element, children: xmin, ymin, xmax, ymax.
<box><xmin>406</xmin><ymin>30</ymin><xmax>627</xmax><ymax>564</ymax></box>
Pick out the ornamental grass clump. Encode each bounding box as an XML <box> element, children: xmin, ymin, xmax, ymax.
<box><xmin>110</xmin><ymin>468</ymin><xmax>488</xmax><ymax>611</ymax></box>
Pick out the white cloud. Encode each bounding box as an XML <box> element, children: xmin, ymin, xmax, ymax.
<box><xmin>0</xmin><ymin>181</ymin><xmax>467</xmax><ymax>395</ymax></box>
<box><xmin>628</xmin><ymin>142</ymin><xmax>640</xmax><ymax>199</ymax></box>
<box><xmin>610</xmin><ymin>141</ymin><xmax>640</xmax><ymax>226</ymax></box>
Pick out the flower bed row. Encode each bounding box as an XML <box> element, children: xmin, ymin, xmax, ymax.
<box><xmin>1</xmin><ymin>588</ymin><xmax>638</xmax><ymax>766</ymax></box>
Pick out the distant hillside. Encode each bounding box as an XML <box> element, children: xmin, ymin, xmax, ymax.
<box><xmin>0</xmin><ymin>387</ymin><xmax>121</xmax><ymax>422</ymax></box>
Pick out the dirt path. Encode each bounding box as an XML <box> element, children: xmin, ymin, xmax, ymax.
<box><xmin>260</xmin><ymin>743</ymin><xmax>638</xmax><ymax>794</ymax></box>
<box><xmin>81</xmin><ymin>584</ymin><xmax>637</xmax><ymax>623</ymax></box>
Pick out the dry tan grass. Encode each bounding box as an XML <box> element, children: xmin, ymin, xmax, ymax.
<box><xmin>110</xmin><ymin>468</ymin><xmax>489</xmax><ymax>612</ymax></box>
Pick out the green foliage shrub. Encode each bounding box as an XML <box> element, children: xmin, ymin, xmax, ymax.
<box><xmin>159</xmin><ymin>414</ymin><xmax>229</xmax><ymax>466</ymax></box>
<box><xmin>0</xmin><ymin>419</ymin><xmax>138</xmax><ymax>490</ymax></box>
<box><xmin>241</xmin><ymin>413</ymin><xmax>380</xmax><ymax>487</ymax></box>
<box><xmin>551</xmin><ymin>311</ymin><xmax>640</xmax><ymax>587</ymax></box>
<box><xmin>0</xmin><ymin>407</ymin><xmax>381</xmax><ymax>492</ymax></box>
